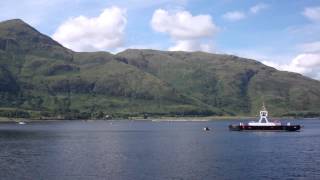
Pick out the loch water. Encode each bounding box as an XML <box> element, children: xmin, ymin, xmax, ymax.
<box><xmin>0</xmin><ymin>119</ymin><xmax>319</xmax><ymax>180</ymax></box>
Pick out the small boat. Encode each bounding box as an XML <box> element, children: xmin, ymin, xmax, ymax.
<box><xmin>203</xmin><ymin>127</ymin><xmax>210</xmax><ymax>131</ymax></box>
<box><xmin>18</xmin><ymin>121</ymin><xmax>26</xmax><ymax>125</ymax></box>
<box><xmin>229</xmin><ymin>103</ymin><xmax>300</xmax><ymax>132</ymax></box>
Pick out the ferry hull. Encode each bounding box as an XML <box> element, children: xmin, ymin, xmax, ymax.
<box><xmin>229</xmin><ymin>125</ymin><xmax>301</xmax><ymax>132</ymax></box>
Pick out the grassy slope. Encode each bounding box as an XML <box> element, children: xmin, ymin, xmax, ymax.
<box><xmin>117</xmin><ymin>49</ymin><xmax>320</xmax><ymax>116</ymax></box>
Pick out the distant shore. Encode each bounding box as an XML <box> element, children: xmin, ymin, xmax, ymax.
<box><xmin>132</xmin><ymin>116</ymin><xmax>257</xmax><ymax>121</ymax></box>
<box><xmin>0</xmin><ymin>115</ymin><xmax>317</xmax><ymax>123</ymax></box>
<box><xmin>0</xmin><ymin>116</ymin><xmax>245</xmax><ymax>123</ymax></box>
<box><xmin>131</xmin><ymin>116</ymin><xmax>313</xmax><ymax>121</ymax></box>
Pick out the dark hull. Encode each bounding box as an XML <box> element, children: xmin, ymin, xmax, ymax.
<box><xmin>229</xmin><ymin>125</ymin><xmax>301</xmax><ymax>132</ymax></box>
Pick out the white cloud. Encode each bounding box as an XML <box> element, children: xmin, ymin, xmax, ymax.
<box><xmin>227</xmin><ymin>44</ymin><xmax>320</xmax><ymax>80</ymax></box>
<box><xmin>291</xmin><ymin>53</ymin><xmax>320</xmax><ymax>67</ymax></box>
<box><xmin>52</xmin><ymin>6</ymin><xmax>127</xmax><ymax>52</ymax></box>
<box><xmin>169</xmin><ymin>40</ymin><xmax>213</xmax><ymax>52</ymax></box>
<box><xmin>222</xmin><ymin>3</ymin><xmax>268</xmax><ymax>22</ymax></box>
<box><xmin>250</xmin><ymin>3</ymin><xmax>268</xmax><ymax>14</ymax></box>
<box><xmin>283</xmin><ymin>8</ymin><xmax>320</xmax><ymax>77</ymax></box>
<box><xmin>298</xmin><ymin>41</ymin><xmax>320</xmax><ymax>53</ymax></box>
<box><xmin>263</xmin><ymin>51</ymin><xmax>320</xmax><ymax>80</ymax></box>
<box><xmin>222</xmin><ymin>11</ymin><xmax>246</xmax><ymax>21</ymax></box>
<box><xmin>286</xmin><ymin>42</ymin><xmax>320</xmax><ymax>78</ymax></box>
<box><xmin>0</xmin><ymin>0</ymin><xmax>186</xmax><ymax>26</ymax></box>
<box><xmin>303</xmin><ymin>6</ymin><xmax>320</xmax><ymax>22</ymax></box>
<box><xmin>281</xmin><ymin>8</ymin><xmax>320</xmax><ymax>79</ymax></box>
<box><xmin>151</xmin><ymin>9</ymin><xmax>217</xmax><ymax>39</ymax></box>
<box><xmin>151</xmin><ymin>9</ymin><xmax>218</xmax><ymax>52</ymax></box>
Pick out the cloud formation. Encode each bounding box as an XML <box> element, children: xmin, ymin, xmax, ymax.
<box><xmin>52</xmin><ymin>6</ymin><xmax>127</xmax><ymax>52</ymax></box>
<box><xmin>263</xmin><ymin>41</ymin><xmax>320</xmax><ymax>80</ymax></box>
<box><xmin>151</xmin><ymin>9</ymin><xmax>217</xmax><ymax>51</ymax></box>
<box><xmin>169</xmin><ymin>40</ymin><xmax>212</xmax><ymax>52</ymax></box>
<box><xmin>298</xmin><ymin>41</ymin><xmax>320</xmax><ymax>53</ymax></box>
<box><xmin>264</xmin><ymin>8</ymin><xmax>320</xmax><ymax>80</ymax></box>
<box><xmin>222</xmin><ymin>11</ymin><xmax>246</xmax><ymax>21</ymax></box>
<box><xmin>303</xmin><ymin>6</ymin><xmax>320</xmax><ymax>22</ymax></box>
<box><xmin>263</xmin><ymin>54</ymin><xmax>320</xmax><ymax>80</ymax></box>
<box><xmin>250</xmin><ymin>3</ymin><xmax>268</xmax><ymax>14</ymax></box>
<box><xmin>223</xmin><ymin>3</ymin><xmax>268</xmax><ymax>22</ymax></box>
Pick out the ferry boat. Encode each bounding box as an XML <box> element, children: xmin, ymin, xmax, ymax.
<box><xmin>229</xmin><ymin>104</ymin><xmax>301</xmax><ymax>132</ymax></box>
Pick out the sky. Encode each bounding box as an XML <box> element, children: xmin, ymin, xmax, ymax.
<box><xmin>1</xmin><ymin>0</ymin><xmax>320</xmax><ymax>80</ymax></box>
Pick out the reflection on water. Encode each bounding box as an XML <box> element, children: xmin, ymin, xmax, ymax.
<box><xmin>0</xmin><ymin>119</ymin><xmax>319</xmax><ymax>180</ymax></box>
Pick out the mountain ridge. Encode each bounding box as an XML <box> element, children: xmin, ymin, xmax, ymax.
<box><xmin>0</xmin><ymin>19</ymin><xmax>320</xmax><ymax>119</ymax></box>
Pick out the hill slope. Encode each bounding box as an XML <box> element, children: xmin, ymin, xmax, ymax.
<box><xmin>0</xmin><ymin>19</ymin><xmax>320</xmax><ymax>119</ymax></box>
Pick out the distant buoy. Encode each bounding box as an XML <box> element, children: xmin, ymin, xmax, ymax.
<box><xmin>203</xmin><ymin>127</ymin><xmax>210</xmax><ymax>131</ymax></box>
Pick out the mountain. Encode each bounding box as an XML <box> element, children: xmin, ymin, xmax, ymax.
<box><xmin>0</xmin><ymin>19</ymin><xmax>320</xmax><ymax>119</ymax></box>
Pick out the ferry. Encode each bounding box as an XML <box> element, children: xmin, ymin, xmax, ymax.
<box><xmin>229</xmin><ymin>104</ymin><xmax>301</xmax><ymax>132</ymax></box>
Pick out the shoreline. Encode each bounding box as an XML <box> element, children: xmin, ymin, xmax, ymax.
<box><xmin>0</xmin><ymin>116</ymin><xmax>318</xmax><ymax>123</ymax></box>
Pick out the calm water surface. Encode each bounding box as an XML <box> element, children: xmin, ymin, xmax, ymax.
<box><xmin>0</xmin><ymin>119</ymin><xmax>319</xmax><ymax>180</ymax></box>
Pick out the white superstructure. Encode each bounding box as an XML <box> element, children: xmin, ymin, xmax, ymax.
<box><xmin>248</xmin><ymin>103</ymin><xmax>280</xmax><ymax>126</ymax></box>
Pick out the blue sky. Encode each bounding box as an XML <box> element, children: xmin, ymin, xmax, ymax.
<box><xmin>1</xmin><ymin>0</ymin><xmax>320</xmax><ymax>79</ymax></box>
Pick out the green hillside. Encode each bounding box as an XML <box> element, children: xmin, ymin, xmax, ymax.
<box><xmin>0</xmin><ymin>19</ymin><xmax>320</xmax><ymax>119</ymax></box>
